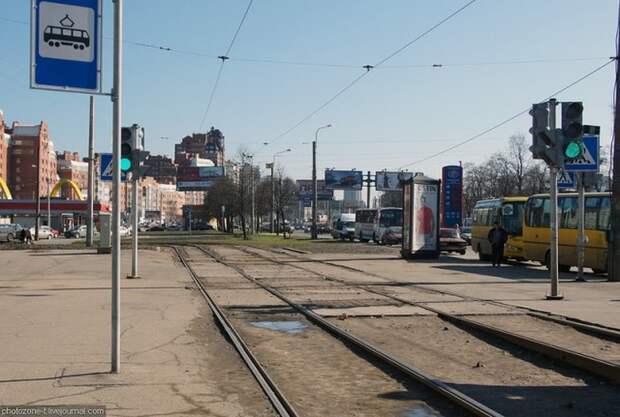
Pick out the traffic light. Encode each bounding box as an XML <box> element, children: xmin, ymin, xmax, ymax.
<box><xmin>121</xmin><ymin>127</ymin><xmax>133</xmax><ymax>173</ymax></box>
<box><xmin>121</xmin><ymin>124</ymin><xmax>145</xmax><ymax>175</ymax></box>
<box><xmin>529</xmin><ymin>102</ymin><xmax>562</xmax><ymax>167</ymax></box>
<box><xmin>561</xmin><ymin>101</ymin><xmax>584</xmax><ymax>160</ymax></box>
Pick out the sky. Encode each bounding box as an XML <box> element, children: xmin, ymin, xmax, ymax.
<box><xmin>1</xmin><ymin>0</ymin><xmax>618</xmax><ymax>182</ymax></box>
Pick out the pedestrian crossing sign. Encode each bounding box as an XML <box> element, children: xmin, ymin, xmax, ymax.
<box><xmin>564</xmin><ymin>135</ymin><xmax>599</xmax><ymax>172</ymax></box>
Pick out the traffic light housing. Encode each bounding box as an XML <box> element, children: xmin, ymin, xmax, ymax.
<box><xmin>120</xmin><ymin>124</ymin><xmax>145</xmax><ymax>175</ymax></box>
<box><xmin>121</xmin><ymin>127</ymin><xmax>133</xmax><ymax>173</ymax></box>
<box><xmin>529</xmin><ymin>102</ymin><xmax>562</xmax><ymax>167</ymax></box>
<box><xmin>561</xmin><ymin>101</ymin><xmax>584</xmax><ymax>161</ymax></box>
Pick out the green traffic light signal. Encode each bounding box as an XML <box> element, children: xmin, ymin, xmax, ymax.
<box><xmin>564</xmin><ymin>141</ymin><xmax>582</xmax><ymax>159</ymax></box>
<box><xmin>120</xmin><ymin>157</ymin><xmax>132</xmax><ymax>172</ymax></box>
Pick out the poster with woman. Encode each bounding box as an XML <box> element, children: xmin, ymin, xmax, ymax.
<box><xmin>412</xmin><ymin>183</ymin><xmax>439</xmax><ymax>251</ymax></box>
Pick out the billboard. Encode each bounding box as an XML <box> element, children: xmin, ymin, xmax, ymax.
<box><xmin>324</xmin><ymin>169</ymin><xmax>363</xmax><ymax>190</ymax></box>
<box><xmin>297</xmin><ymin>180</ymin><xmax>333</xmax><ymax>201</ymax></box>
<box><xmin>177</xmin><ymin>165</ymin><xmax>224</xmax><ymax>191</ymax></box>
<box><xmin>412</xmin><ymin>182</ymin><xmax>439</xmax><ymax>252</ymax></box>
<box><xmin>375</xmin><ymin>171</ymin><xmax>413</xmax><ymax>191</ymax></box>
<box><xmin>441</xmin><ymin>165</ymin><xmax>463</xmax><ymax>228</ymax></box>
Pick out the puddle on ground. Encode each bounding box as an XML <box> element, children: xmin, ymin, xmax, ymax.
<box><xmin>250</xmin><ymin>320</ymin><xmax>308</xmax><ymax>334</ymax></box>
<box><xmin>403</xmin><ymin>404</ymin><xmax>442</xmax><ymax>417</ymax></box>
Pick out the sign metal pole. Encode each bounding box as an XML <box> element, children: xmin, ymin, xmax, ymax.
<box><xmin>111</xmin><ymin>0</ymin><xmax>123</xmax><ymax>373</ymax></box>
<box><xmin>86</xmin><ymin>95</ymin><xmax>95</xmax><ymax>247</ymax></box>
<box><xmin>576</xmin><ymin>172</ymin><xmax>586</xmax><ymax>282</ymax></box>
<box><xmin>547</xmin><ymin>98</ymin><xmax>563</xmax><ymax>300</ymax></box>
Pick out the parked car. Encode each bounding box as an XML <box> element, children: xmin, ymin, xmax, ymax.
<box><xmin>439</xmin><ymin>228</ymin><xmax>467</xmax><ymax>255</ymax></box>
<box><xmin>64</xmin><ymin>225</ymin><xmax>87</xmax><ymax>239</ymax></box>
<box><xmin>119</xmin><ymin>225</ymin><xmax>131</xmax><ymax>237</ymax></box>
<box><xmin>166</xmin><ymin>223</ymin><xmax>182</xmax><ymax>231</ymax></box>
<box><xmin>0</xmin><ymin>224</ymin><xmax>24</xmax><ymax>242</ymax></box>
<box><xmin>29</xmin><ymin>225</ymin><xmax>55</xmax><ymax>240</ymax></box>
<box><xmin>192</xmin><ymin>223</ymin><xmax>214</xmax><ymax>231</ymax></box>
<box><xmin>146</xmin><ymin>225</ymin><xmax>165</xmax><ymax>232</ymax></box>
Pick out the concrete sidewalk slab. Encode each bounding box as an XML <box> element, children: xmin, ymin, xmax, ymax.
<box><xmin>312</xmin><ymin>251</ymin><xmax>620</xmax><ymax>331</ymax></box>
<box><xmin>0</xmin><ymin>248</ymin><xmax>274</xmax><ymax>417</ymax></box>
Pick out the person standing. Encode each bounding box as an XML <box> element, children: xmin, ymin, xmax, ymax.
<box><xmin>487</xmin><ymin>222</ymin><xmax>508</xmax><ymax>267</ymax></box>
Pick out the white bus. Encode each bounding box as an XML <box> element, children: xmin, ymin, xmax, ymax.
<box><xmin>374</xmin><ymin>207</ymin><xmax>403</xmax><ymax>245</ymax></box>
<box><xmin>355</xmin><ymin>209</ymin><xmax>377</xmax><ymax>242</ymax></box>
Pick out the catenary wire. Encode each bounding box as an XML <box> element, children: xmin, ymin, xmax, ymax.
<box><xmin>397</xmin><ymin>58</ymin><xmax>616</xmax><ymax>170</ymax></box>
<box><xmin>256</xmin><ymin>0</ymin><xmax>478</xmax><ymax>154</ymax></box>
<box><xmin>0</xmin><ymin>17</ymin><xmax>608</xmax><ymax>70</ymax></box>
<box><xmin>197</xmin><ymin>0</ymin><xmax>254</xmax><ymax>131</ymax></box>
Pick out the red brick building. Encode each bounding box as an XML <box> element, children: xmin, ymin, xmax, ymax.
<box><xmin>57</xmin><ymin>151</ymin><xmax>88</xmax><ymax>200</ymax></box>
<box><xmin>0</xmin><ymin>112</ymin><xmax>7</xmax><ymax>187</ymax></box>
<box><xmin>174</xmin><ymin>127</ymin><xmax>225</xmax><ymax>167</ymax></box>
<box><xmin>6</xmin><ymin>121</ymin><xmax>58</xmax><ymax>200</ymax></box>
<box><xmin>143</xmin><ymin>154</ymin><xmax>177</xmax><ymax>184</ymax></box>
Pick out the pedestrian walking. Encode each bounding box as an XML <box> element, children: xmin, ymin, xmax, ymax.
<box><xmin>487</xmin><ymin>222</ymin><xmax>508</xmax><ymax>267</ymax></box>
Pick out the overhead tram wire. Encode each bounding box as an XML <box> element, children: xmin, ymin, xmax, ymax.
<box><xmin>397</xmin><ymin>57</ymin><xmax>616</xmax><ymax>170</ymax></box>
<box><xmin>255</xmin><ymin>0</ymin><xmax>478</xmax><ymax>155</ymax></box>
<box><xmin>197</xmin><ymin>0</ymin><xmax>254</xmax><ymax>131</ymax></box>
<box><xmin>0</xmin><ymin>17</ymin><xmax>608</xmax><ymax>70</ymax></box>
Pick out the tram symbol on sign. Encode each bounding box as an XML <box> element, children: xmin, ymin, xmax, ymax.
<box><xmin>37</xmin><ymin>1</ymin><xmax>95</xmax><ymax>63</ymax></box>
<box><xmin>43</xmin><ymin>14</ymin><xmax>90</xmax><ymax>51</ymax></box>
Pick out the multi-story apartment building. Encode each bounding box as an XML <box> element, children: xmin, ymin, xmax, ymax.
<box><xmin>56</xmin><ymin>151</ymin><xmax>88</xmax><ymax>200</ymax></box>
<box><xmin>142</xmin><ymin>154</ymin><xmax>176</xmax><ymax>184</ymax></box>
<box><xmin>6</xmin><ymin>121</ymin><xmax>58</xmax><ymax>200</ymax></box>
<box><xmin>174</xmin><ymin>127</ymin><xmax>225</xmax><ymax>167</ymax></box>
<box><xmin>0</xmin><ymin>111</ymin><xmax>8</xmax><ymax>187</ymax></box>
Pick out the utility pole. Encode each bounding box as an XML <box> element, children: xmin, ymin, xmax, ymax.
<box><xmin>576</xmin><ymin>172</ymin><xmax>586</xmax><ymax>282</ymax></box>
<box><xmin>35</xmin><ymin>138</ymin><xmax>40</xmax><ymax>241</ymax></box>
<box><xmin>610</xmin><ymin>4</ymin><xmax>620</xmax><ymax>281</ymax></box>
<box><xmin>547</xmin><ymin>98</ymin><xmax>563</xmax><ymax>299</ymax></box>
<box><xmin>251</xmin><ymin>159</ymin><xmax>256</xmax><ymax>234</ymax></box>
<box><xmin>312</xmin><ymin>124</ymin><xmax>331</xmax><ymax>239</ymax></box>
<box><xmin>128</xmin><ymin>175</ymin><xmax>140</xmax><ymax>279</ymax></box>
<box><xmin>47</xmin><ymin>178</ymin><xmax>50</xmax><ymax>228</ymax></box>
<box><xmin>311</xmin><ymin>140</ymin><xmax>317</xmax><ymax>239</ymax></box>
<box><xmin>269</xmin><ymin>162</ymin><xmax>274</xmax><ymax>233</ymax></box>
<box><xmin>86</xmin><ymin>95</ymin><xmax>95</xmax><ymax>247</ymax></box>
<box><xmin>363</xmin><ymin>170</ymin><xmax>375</xmax><ymax>208</ymax></box>
<box><xmin>111</xmin><ymin>0</ymin><xmax>123</xmax><ymax>373</ymax></box>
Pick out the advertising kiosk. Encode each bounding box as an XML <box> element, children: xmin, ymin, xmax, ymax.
<box><xmin>401</xmin><ymin>174</ymin><xmax>441</xmax><ymax>259</ymax></box>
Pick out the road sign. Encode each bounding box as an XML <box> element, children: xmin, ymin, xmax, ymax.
<box><xmin>564</xmin><ymin>134</ymin><xmax>599</xmax><ymax>172</ymax></box>
<box><xmin>31</xmin><ymin>0</ymin><xmax>102</xmax><ymax>93</ymax></box>
<box><xmin>100</xmin><ymin>153</ymin><xmax>126</xmax><ymax>181</ymax></box>
<box><xmin>557</xmin><ymin>169</ymin><xmax>576</xmax><ymax>189</ymax></box>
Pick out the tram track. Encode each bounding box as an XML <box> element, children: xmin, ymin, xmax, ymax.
<box><xmin>275</xmin><ymin>247</ymin><xmax>620</xmax><ymax>340</ymax></box>
<box><xmin>237</xmin><ymin>246</ymin><xmax>620</xmax><ymax>382</ymax></box>
<box><xmin>173</xmin><ymin>246</ymin><xmax>299</xmax><ymax>417</ymax></box>
<box><xmin>189</xmin><ymin>244</ymin><xmax>620</xmax><ymax>416</ymax></box>
<box><xmin>192</xmin><ymin>244</ymin><xmax>503</xmax><ymax>417</ymax></box>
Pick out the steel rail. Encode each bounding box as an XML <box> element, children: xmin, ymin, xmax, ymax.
<box><xmin>172</xmin><ymin>247</ymin><xmax>299</xmax><ymax>417</ymax></box>
<box><xmin>269</xmin><ymin>247</ymin><xmax>620</xmax><ymax>341</ymax></box>
<box><xmin>287</xmin><ymin>249</ymin><xmax>620</xmax><ymax>340</ymax></box>
<box><xmin>237</xmin><ymin>246</ymin><xmax>620</xmax><ymax>383</ymax></box>
<box><xmin>198</xmin><ymin>245</ymin><xmax>505</xmax><ymax>417</ymax></box>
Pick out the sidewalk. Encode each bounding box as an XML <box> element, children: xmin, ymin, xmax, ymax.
<box><xmin>319</xmin><ymin>252</ymin><xmax>620</xmax><ymax>330</ymax></box>
<box><xmin>0</xmin><ymin>248</ymin><xmax>273</xmax><ymax>417</ymax></box>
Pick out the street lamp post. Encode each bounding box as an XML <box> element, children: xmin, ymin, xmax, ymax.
<box><xmin>312</xmin><ymin>124</ymin><xmax>331</xmax><ymax>240</ymax></box>
<box><xmin>271</xmin><ymin>149</ymin><xmax>291</xmax><ymax>233</ymax></box>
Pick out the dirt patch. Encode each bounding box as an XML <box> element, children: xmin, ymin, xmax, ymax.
<box><xmin>188</xmin><ymin>302</ymin><xmax>277</xmax><ymax>417</ymax></box>
<box><xmin>469</xmin><ymin>314</ymin><xmax>620</xmax><ymax>363</ymax></box>
<box><xmin>229</xmin><ymin>310</ymin><xmax>472</xmax><ymax>417</ymax></box>
<box><xmin>330</xmin><ymin>315</ymin><xmax>620</xmax><ymax>417</ymax></box>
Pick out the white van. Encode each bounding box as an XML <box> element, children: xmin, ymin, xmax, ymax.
<box><xmin>331</xmin><ymin>213</ymin><xmax>356</xmax><ymax>241</ymax></box>
<box><xmin>373</xmin><ymin>207</ymin><xmax>403</xmax><ymax>245</ymax></box>
<box><xmin>355</xmin><ymin>209</ymin><xmax>377</xmax><ymax>242</ymax></box>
